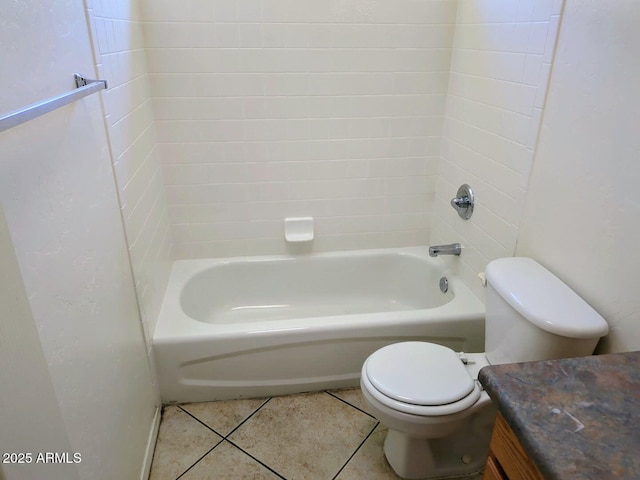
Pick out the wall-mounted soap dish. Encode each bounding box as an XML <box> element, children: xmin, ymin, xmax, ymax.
<box><xmin>284</xmin><ymin>217</ymin><xmax>314</xmax><ymax>243</ymax></box>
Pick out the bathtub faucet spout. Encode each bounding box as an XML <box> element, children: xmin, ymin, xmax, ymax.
<box><xmin>429</xmin><ymin>243</ymin><xmax>462</xmax><ymax>257</ymax></box>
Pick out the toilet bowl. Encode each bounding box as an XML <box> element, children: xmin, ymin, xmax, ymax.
<box><xmin>360</xmin><ymin>257</ymin><xmax>610</xmax><ymax>479</ymax></box>
<box><xmin>360</xmin><ymin>343</ymin><xmax>494</xmax><ymax>479</ymax></box>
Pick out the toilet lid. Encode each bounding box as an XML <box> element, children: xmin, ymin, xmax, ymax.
<box><xmin>365</xmin><ymin>342</ymin><xmax>475</xmax><ymax>406</ymax></box>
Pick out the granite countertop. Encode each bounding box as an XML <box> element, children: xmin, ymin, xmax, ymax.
<box><xmin>478</xmin><ymin>351</ymin><xmax>640</xmax><ymax>480</ymax></box>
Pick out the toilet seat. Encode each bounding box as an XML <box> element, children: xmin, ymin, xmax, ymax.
<box><xmin>363</xmin><ymin>342</ymin><xmax>481</xmax><ymax>417</ymax></box>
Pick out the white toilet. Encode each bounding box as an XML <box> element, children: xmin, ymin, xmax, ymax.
<box><xmin>360</xmin><ymin>257</ymin><xmax>609</xmax><ymax>479</ymax></box>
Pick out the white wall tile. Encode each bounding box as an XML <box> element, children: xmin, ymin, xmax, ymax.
<box><xmin>433</xmin><ymin>0</ymin><xmax>564</xmax><ymax>300</ymax></box>
<box><xmin>140</xmin><ymin>0</ymin><xmax>457</xmax><ymax>257</ymax></box>
<box><xmin>87</xmin><ymin>2</ymin><xmax>173</xmax><ymax>338</ymax></box>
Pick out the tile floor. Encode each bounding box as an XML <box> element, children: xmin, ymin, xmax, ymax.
<box><xmin>149</xmin><ymin>388</ymin><xmax>484</xmax><ymax>480</ymax></box>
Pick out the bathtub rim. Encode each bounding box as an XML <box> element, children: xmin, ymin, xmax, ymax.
<box><xmin>153</xmin><ymin>246</ymin><xmax>484</xmax><ymax>343</ymax></box>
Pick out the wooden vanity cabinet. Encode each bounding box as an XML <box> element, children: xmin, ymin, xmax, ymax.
<box><xmin>483</xmin><ymin>412</ymin><xmax>545</xmax><ymax>480</ymax></box>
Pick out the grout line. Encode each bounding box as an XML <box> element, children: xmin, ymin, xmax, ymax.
<box><xmin>224</xmin><ymin>396</ymin><xmax>273</xmax><ymax>438</ymax></box>
<box><xmin>177</xmin><ymin>405</ymin><xmax>227</xmax><ymax>438</ymax></box>
<box><xmin>225</xmin><ymin>438</ymin><xmax>289</xmax><ymax>480</ymax></box>
<box><xmin>172</xmin><ymin>397</ymin><xmax>273</xmax><ymax>479</ymax></box>
<box><xmin>171</xmin><ymin>392</ymin><xmax>379</xmax><ymax>480</ymax></box>
<box><xmin>217</xmin><ymin>396</ymin><xmax>287</xmax><ymax>478</ymax></box>
<box><xmin>331</xmin><ymin>421</ymin><xmax>380</xmax><ymax>480</ymax></box>
<box><xmin>174</xmin><ymin>441</ymin><xmax>222</xmax><ymax>479</ymax></box>
<box><xmin>177</xmin><ymin>396</ymin><xmax>272</xmax><ymax>439</ymax></box>
<box><xmin>324</xmin><ymin>390</ymin><xmax>377</xmax><ymax>420</ymax></box>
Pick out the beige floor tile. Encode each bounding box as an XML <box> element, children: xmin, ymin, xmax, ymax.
<box><xmin>149</xmin><ymin>406</ymin><xmax>222</xmax><ymax>480</ymax></box>
<box><xmin>181</xmin><ymin>397</ymin><xmax>268</xmax><ymax>436</ymax></box>
<box><xmin>328</xmin><ymin>387</ymin><xmax>372</xmax><ymax>415</ymax></box>
<box><xmin>228</xmin><ymin>391</ymin><xmax>377</xmax><ymax>480</ymax></box>
<box><xmin>180</xmin><ymin>441</ymin><xmax>282</xmax><ymax>480</ymax></box>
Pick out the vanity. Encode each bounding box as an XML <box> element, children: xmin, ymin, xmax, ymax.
<box><xmin>478</xmin><ymin>351</ymin><xmax>640</xmax><ymax>479</ymax></box>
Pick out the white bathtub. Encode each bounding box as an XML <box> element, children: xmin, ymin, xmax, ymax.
<box><xmin>153</xmin><ymin>247</ymin><xmax>484</xmax><ymax>403</ymax></box>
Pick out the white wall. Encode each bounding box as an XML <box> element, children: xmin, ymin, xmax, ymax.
<box><xmin>0</xmin><ymin>208</ymin><xmax>79</xmax><ymax>480</ymax></box>
<box><xmin>86</xmin><ymin>0</ymin><xmax>173</xmax><ymax>342</ymax></box>
<box><xmin>432</xmin><ymin>0</ymin><xmax>563</xmax><ymax>299</ymax></box>
<box><xmin>517</xmin><ymin>0</ymin><xmax>640</xmax><ymax>353</ymax></box>
<box><xmin>140</xmin><ymin>0</ymin><xmax>457</xmax><ymax>258</ymax></box>
<box><xmin>0</xmin><ymin>0</ymin><xmax>158</xmax><ymax>478</ymax></box>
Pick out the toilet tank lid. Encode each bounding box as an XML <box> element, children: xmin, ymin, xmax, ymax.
<box><xmin>485</xmin><ymin>257</ymin><xmax>609</xmax><ymax>339</ymax></box>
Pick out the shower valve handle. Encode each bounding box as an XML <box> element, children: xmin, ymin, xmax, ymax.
<box><xmin>451</xmin><ymin>196</ymin><xmax>472</xmax><ymax>208</ymax></box>
<box><xmin>450</xmin><ymin>184</ymin><xmax>474</xmax><ymax>220</ymax></box>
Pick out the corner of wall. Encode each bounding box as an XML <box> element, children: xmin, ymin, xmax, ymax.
<box><xmin>84</xmin><ymin>0</ymin><xmax>173</xmax><ymax>345</ymax></box>
<box><xmin>434</xmin><ymin>0</ymin><xmax>565</xmax><ymax>302</ymax></box>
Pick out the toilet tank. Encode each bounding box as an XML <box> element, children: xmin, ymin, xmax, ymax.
<box><xmin>484</xmin><ymin>257</ymin><xmax>609</xmax><ymax>365</ymax></box>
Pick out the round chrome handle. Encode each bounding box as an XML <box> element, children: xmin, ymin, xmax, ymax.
<box><xmin>451</xmin><ymin>196</ymin><xmax>472</xmax><ymax>208</ymax></box>
<box><xmin>450</xmin><ymin>184</ymin><xmax>474</xmax><ymax>220</ymax></box>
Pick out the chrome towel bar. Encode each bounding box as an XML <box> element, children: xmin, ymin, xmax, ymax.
<box><xmin>0</xmin><ymin>74</ymin><xmax>107</xmax><ymax>134</ymax></box>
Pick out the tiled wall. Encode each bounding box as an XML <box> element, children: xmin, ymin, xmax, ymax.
<box><xmin>87</xmin><ymin>0</ymin><xmax>173</xmax><ymax>340</ymax></box>
<box><xmin>431</xmin><ymin>0</ymin><xmax>563</xmax><ymax>299</ymax></box>
<box><xmin>140</xmin><ymin>0</ymin><xmax>457</xmax><ymax>258</ymax></box>
<box><xmin>84</xmin><ymin>0</ymin><xmax>568</xmax><ymax>307</ymax></box>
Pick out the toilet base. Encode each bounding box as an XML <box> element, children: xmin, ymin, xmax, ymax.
<box><xmin>384</xmin><ymin>429</ymin><xmax>435</xmax><ymax>479</ymax></box>
<box><xmin>382</xmin><ymin>409</ymin><xmax>495</xmax><ymax>480</ymax></box>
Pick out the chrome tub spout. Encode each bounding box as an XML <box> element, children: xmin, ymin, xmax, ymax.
<box><xmin>428</xmin><ymin>243</ymin><xmax>462</xmax><ymax>257</ymax></box>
